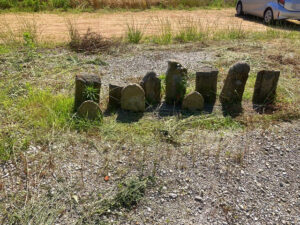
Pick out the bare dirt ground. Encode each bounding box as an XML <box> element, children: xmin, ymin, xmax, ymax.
<box><xmin>0</xmin><ymin>9</ymin><xmax>299</xmax><ymax>42</ymax></box>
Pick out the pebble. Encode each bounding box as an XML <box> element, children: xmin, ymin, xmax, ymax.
<box><xmin>194</xmin><ymin>196</ymin><xmax>203</xmax><ymax>203</ymax></box>
<box><xmin>169</xmin><ymin>193</ymin><xmax>178</xmax><ymax>199</ymax></box>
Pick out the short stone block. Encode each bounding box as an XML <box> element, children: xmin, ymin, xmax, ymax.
<box><xmin>220</xmin><ymin>62</ymin><xmax>250</xmax><ymax>104</ymax></box>
<box><xmin>75</xmin><ymin>73</ymin><xmax>101</xmax><ymax>111</ymax></box>
<box><xmin>196</xmin><ymin>67</ymin><xmax>218</xmax><ymax>104</ymax></box>
<box><xmin>252</xmin><ymin>70</ymin><xmax>280</xmax><ymax>105</ymax></box>
<box><xmin>121</xmin><ymin>84</ymin><xmax>145</xmax><ymax>112</ymax></box>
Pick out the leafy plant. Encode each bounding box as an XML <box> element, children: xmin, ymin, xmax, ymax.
<box><xmin>84</xmin><ymin>85</ymin><xmax>99</xmax><ymax>102</ymax></box>
<box><xmin>23</xmin><ymin>31</ymin><xmax>37</xmax><ymax>61</ymax></box>
<box><xmin>114</xmin><ymin>177</ymin><xmax>149</xmax><ymax>209</ymax></box>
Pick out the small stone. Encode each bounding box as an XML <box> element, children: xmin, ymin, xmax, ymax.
<box><xmin>121</xmin><ymin>84</ymin><xmax>145</xmax><ymax>112</ymax></box>
<box><xmin>195</xmin><ymin>196</ymin><xmax>203</xmax><ymax>203</ymax></box>
<box><xmin>182</xmin><ymin>91</ymin><xmax>204</xmax><ymax>111</ymax></box>
<box><xmin>169</xmin><ymin>193</ymin><xmax>178</xmax><ymax>199</ymax></box>
<box><xmin>140</xmin><ymin>72</ymin><xmax>161</xmax><ymax>105</ymax></box>
<box><xmin>77</xmin><ymin>100</ymin><xmax>102</xmax><ymax>120</ymax></box>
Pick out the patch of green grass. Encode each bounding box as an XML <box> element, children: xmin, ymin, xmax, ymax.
<box><xmin>0</xmin><ymin>84</ymin><xmax>103</xmax><ymax>161</ymax></box>
<box><xmin>150</xmin><ymin>18</ymin><xmax>173</xmax><ymax>45</ymax></box>
<box><xmin>243</xmin><ymin>73</ymin><xmax>256</xmax><ymax>101</ymax></box>
<box><xmin>178</xmin><ymin>115</ymin><xmax>244</xmax><ymax>131</ymax></box>
<box><xmin>80</xmin><ymin>176</ymin><xmax>153</xmax><ymax>224</ymax></box>
<box><xmin>0</xmin><ymin>44</ymin><xmax>10</xmax><ymax>54</ymax></box>
<box><xmin>18</xmin><ymin>87</ymin><xmax>73</xmax><ymax>130</ymax></box>
<box><xmin>126</xmin><ymin>22</ymin><xmax>144</xmax><ymax>44</ymax></box>
<box><xmin>213</xmin><ymin>27</ymin><xmax>247</xmax><ymax>40</ymax></box>
<box><xmin>250</xmin><ymin>29</ymin><xmax>300</xmax><ymax>40</ymax></box>
<box><xmin>174</xmin><ymin>18</ymin><xmax>208</xmax><ymax>43</ymax></box>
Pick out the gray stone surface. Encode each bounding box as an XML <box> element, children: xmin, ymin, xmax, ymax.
<box><xmin>108</xmin><ymin>84</ymin><xmax>123</xmax><ymax>108</ymax></box>
<box><xmin>196</xmin><ymin>67</ymin><xmax>218</xmax><ymax>104</ymax></box>
<box><xmin>252</xmin><ymin>70</ymin><xmax>280</xmax><ymax>105</ymax></box>
<box><xmin>74</xmin><ymin>73</ymin><xmax>101</xmax><ymax>111</ymax></box>
<box><xmin>165</xmin><ymin>61</ymin><xmax>187</xmax><ymax>105</ymax></box>
<box><xmin>77</xmin><ymin>100</ymin><xmax>102</xmax><ymax>120</ymax></box>
<box><xmin>182</xmin><ymin>91</ymin><xmax>204</xmax><ymax>111</ymax></box>
<box><xmin>121</xmin><ymin>84</ymin><xmax>145</xmax><ymax>112</ymax></box>
<box><xmin>140</xmin><ymin>72</ymin><xmax>161</xmax><ymax>105</ymax></box>
<box><xmin>220</xmin><ymin>62</ymin><xmax>250</xmax><ymax>104</ymax></box>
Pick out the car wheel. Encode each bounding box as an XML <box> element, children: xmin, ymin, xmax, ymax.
<box><xmin>264</xmin><ymin>9</ymin><xmax>273</xmax><ymax>24</ymax></box>
<box><xmin>236</xmin><ymin>2</ymin><xmax>244</xmax><ymax>16</ymax></box>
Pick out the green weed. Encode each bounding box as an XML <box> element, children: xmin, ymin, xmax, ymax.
<box><xmin>83</xmin><ymin>85</ymin><xmax>99</xmax><ymax>102</ymax></box>
<box><xmin>126</xmin><ymin>21</ymin><xmax>145</xmax><ymax>44</ymax></box>
<box><xmin>151</xmin><ymin>18</ymin><xmax>173</xmax><ymax>44</ymax></box>
<box><xmin>80</xmin><ymin>176</ymin><xmax>153</xmax><ymax>224</ymax></box>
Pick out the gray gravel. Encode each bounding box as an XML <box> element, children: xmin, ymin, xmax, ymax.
<box><xmin>123</xmin><ymin>120</ymin><xmax>300</xmax><ymax>224</ymax></box>
<box><xmin>101</xmin><ymin>48</ymin><xmax>214</xmax><ymax>86</ymax></box>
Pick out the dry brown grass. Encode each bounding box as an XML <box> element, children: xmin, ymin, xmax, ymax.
<box><xmin>86</xmin><ymin>0</ymin><xmax>236</xmax><ymax>9</ymax></box>
<box><xmin>67</xmin><ymin>19</ymin><xmax>116</xmax><ymax>53</ymax></box>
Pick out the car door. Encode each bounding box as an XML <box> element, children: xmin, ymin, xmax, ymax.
<box><xmin>241</xmin><ymin>0</ymin><xmax>251</xmax><ymax>14</ymax></box>
<box><xmin>247</xmin><ymin>0</ymin><xmax>269</xmax><ymax>17</ymax></box>
<box><xmin>285</xmin><ymin>0</ymin><xmax>300</xmax><ymax>11</ymax></box>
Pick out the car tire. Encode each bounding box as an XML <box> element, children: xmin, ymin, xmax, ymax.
<box><xmin>264</xmin><ymin>8</ymin><xmax>274</xmax><ymax>24</ymax></box>
<box><xmin>236</xmin><ymin>2</ymin><xmax>244</xmax><ymax>17</ymax></box>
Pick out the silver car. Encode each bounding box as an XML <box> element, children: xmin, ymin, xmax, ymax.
<box><xmin>236</xmin><ymin>0</ymin><xmax>300</xmax><ymax>23</ymax></box>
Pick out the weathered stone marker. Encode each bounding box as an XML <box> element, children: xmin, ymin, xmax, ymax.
<box><xmin>165</xmin><ymin>61</ymin><xmax>187</xmax><ymax>105</ymax></box>
<box><xmin>196</xmin><ymin>67</ymin><xmax>218</xmax><ymax>104</ymax></box>
<box><xmin>121</xmin><ymin>84</ymin><xmax>145</xmax><ymax>112</ymax></box>
<box><xmin>252</xmin><ymin>70</ymin><xmax>280</xmax><ymax>105</ymax></box>
<box><xmin>108</xmin><ymin>84</ymin><xmax>123</xmax><ymax>108</ymax></box>
<box><xmin>220</xmin><ymin>62</ymin><xmax>250</xmax><ymax>104</ymax></box>
<box><xmin>77</xmin><ymin>100</ymin><xmax>102</xmax><ymax>120</ymax></box>
<box><xmin>182</xmin><ymin>91</ymin><xmax>204</xmax><ymax>111</ymax></box>
<box><xmin>140</xmin><ymin>72</ymin><xmax>161</xmax><ymax>105</ymax></box>
<box><xmin>75</xmin><ymin>73</ymin><xmax>101</xmax><ymax>111</ymax></box>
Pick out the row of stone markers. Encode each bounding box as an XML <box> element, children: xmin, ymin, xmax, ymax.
<box><xmin>74</xmin><ymin>61</ymin><xmax>280</xmax><ymax>119</ymax></box>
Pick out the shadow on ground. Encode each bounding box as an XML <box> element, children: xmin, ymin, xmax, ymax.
<box><xmin>239</xmin><ymin>14</ymin><xmax>300</xmax><ymax>31</ymax></box>
<box><xmin>221</xmin><ymin>102</ymin><xmax>243</xmax><ymax>118</ymax></box>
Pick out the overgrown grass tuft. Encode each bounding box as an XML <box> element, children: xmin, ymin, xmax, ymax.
<box><xmin>67</xmin><ymin>20</ymin><xmax>115</xmax><ymax>54</ymax></box>
<box><xmin>126</xmin><ymin>21</ymin><xmax>145</xmax><ymax>44</ymax></box>
<box><xmin>0</xmin><ymin>85</ymin><xmax>103</xmax><ymax>161</ymax></box>
<box><xmin>80</xmin><ymin>176</ymin><xmax>153</xmax><ymax>224</ymax></box>
<box><xmin>150</xmin><ymin>18</ymin><xmax>173</xmax><ymax>44</ymax></box>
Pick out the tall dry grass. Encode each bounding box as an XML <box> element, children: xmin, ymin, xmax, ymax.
<box><xmin>86</xmin><ymin>0</ymin><xmax>236</xmax><ymax>9</ymax></box>
<box><xmin>0</xmin><ymin>0</ymin><xmax>237</xmax><ymax>10</ymax></box>
<box><xmin>0</xmin><ymin>15</ymin><xmax>40</xmax><ymax>46</ymax></box>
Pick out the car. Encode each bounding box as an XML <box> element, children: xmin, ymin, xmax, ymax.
<box><xmin>236</xmin><ymin>0</ymin><xmax>300</xmax><ymax>24</ymax></box>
